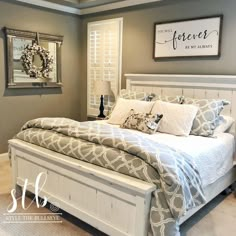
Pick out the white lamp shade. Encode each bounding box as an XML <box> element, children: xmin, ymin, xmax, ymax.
<box><xmin>94</xmin><ymin>80</ymin><xmax>112</xmax><ymax>96</ymax></box>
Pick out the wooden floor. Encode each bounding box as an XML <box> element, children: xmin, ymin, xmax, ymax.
<box><xmin>0</xmin><ymin>159</ymin><xmax>12</xmax><ymax>195</ymax></box>
<box><xmin>0</xmin><ymin>158</ymin><xmax>236</xmax><ymax>236</ymax></box>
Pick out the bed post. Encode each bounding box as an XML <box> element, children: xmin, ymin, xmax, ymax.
<box><xmin>9</xmin><ymin>146</ymin><xmax>22</xmax><ymax>197</ymax></box>
<box><xmin>135</xmin><ymin>194</ymin><xmax>152</xmax><ymax>236</ymax></box>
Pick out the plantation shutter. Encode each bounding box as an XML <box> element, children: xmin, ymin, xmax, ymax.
<box><xmin>87</xmin><ymin>18</ymin><xmax>123</xmax><ymax>116</ymax></box>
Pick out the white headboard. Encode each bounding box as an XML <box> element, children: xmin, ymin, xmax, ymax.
<box><xmin>125</xmin><ymin>74</ymin><xmax>236</xmax><ymax>134</ymax></box>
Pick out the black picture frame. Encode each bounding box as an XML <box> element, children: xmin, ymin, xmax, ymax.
<box><xmin>153</xmin><ymin>15</ymin><xmax>223</xmax><ymax>59</ymax></box>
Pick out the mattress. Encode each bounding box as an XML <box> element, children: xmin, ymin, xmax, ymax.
<box><xmin>97</xmin><ymin>120</ymin><xmax>235</xmax><ymax>187</ymax></box>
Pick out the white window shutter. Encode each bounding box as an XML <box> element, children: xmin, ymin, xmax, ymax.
<box><xmin>87</xmin><ymin>18</ymin><xmax>123</xmax><ymax>117</ymax></box>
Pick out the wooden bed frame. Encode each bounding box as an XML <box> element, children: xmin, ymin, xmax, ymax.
<box><xmin>9</xmin><ymin>74</ymin><xmax>236</xmax><ymax>236</ymax></box>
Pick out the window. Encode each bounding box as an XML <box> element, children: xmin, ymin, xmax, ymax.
<box><xmin>87</xmin><ymin>18</ymin><xmax>123</xmax><ymax>116</ymax></box>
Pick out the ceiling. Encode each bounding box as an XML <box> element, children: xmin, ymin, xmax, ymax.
<box><xmin>13</xmin><ymin>0</ymin><xmax>164</xmax><ymax>15</ymax></box>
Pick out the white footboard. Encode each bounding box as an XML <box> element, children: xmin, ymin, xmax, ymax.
<box><xmin>9</xmin><ymin>139</ymin><xmax>156</xmax><ymax>236</ymax></box>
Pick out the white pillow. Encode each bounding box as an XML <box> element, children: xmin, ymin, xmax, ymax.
<box><xmin>108</xmin><ymin>98</ymin><xmax>154</xmax><ymax>125</ymax></box>
<box><xmin>151</xmin><ymin>100</ymin><xmax>199</xmax><ymax>136</ymax></box>
<box><xmin>214</xmin><ymin>115</ymin><xmax>235</xmax><ymax>134</ymax></box>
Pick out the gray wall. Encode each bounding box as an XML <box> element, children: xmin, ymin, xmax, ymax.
<box><xmin>0</xmin><ymin>1</ymin><xmax>81</xmax><ymax>153</ymax></box>
<box><xmin>1</xmin><ymin>0</ymin><xmax>236</xmax><ymax>152</ymax></box>
<box><xmin>80</xmin><ymin>0</ymin><xmax>236</xmax><ymax>120</ymax></box>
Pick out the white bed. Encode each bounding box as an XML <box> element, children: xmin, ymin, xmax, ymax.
<box><xmin>9</xmin><ymin>74</ymin><xmax>236</xmax><ymax>236</ymax></box>
<box><xmin>97</xmin><ymin>120</ymin><xmax>235</xmax><ymax>188</ymax></box>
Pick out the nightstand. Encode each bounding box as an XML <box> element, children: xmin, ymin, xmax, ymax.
<box><xmin>87</xmin><ymin>115</ymin><xmax>108</xmax><ymax>121</ymax></box>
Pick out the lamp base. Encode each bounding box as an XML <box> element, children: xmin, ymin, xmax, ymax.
<box><xmin>98</xmin><ymin>95</ymin><xmax>106</xmax><ymax>118</ymax></box>
<box><xmin>97</xmin><ymin>114</ymin><xmax>106</xmax><ymax>118</ymax></box>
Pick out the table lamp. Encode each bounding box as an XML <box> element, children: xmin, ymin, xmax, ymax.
<box><xmin>94</xmin><ymin>80</ymin><xmax>112</xmax><ymax>118</ymax></box>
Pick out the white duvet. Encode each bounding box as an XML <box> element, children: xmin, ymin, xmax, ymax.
<box><xmin>96</xmin><ymin>120</ymin><xmax>235</xmax><ymax>187</ymax></box>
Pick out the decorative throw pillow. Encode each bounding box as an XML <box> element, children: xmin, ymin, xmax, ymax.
<box><xmin>121</xmin><ymin>109</ymin><xmax>163</xmax><ymax>134</ymax></box>
<box><xmin>119</xmin><ymin>89</ymin><xmax>151</xmax><ymax>101</ymax></box>
<box><xmin>214</xmin><ymin>115</ymin><xmax>235</xmax><ymax>134</ymax></box>
<box><xmin>108</xmin><ymin>98</ymin><xmax>154</xmax><ymax>125</ymax></box>
<box><xmin>151</xmin><ymin>100</ymin><xmax>199</xmax><ymax>136</ymax></box>
<box><xmin>151</xmin><ymin>94</ymin><xmax>184</xmax><ymax>104</ymax></box>
<box><xmin>184</xmin><ymin>98</ymin><xmax>230</xmax><ymax>137</ymax></box>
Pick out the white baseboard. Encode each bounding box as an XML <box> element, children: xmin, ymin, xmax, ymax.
<box><xmin>0</xmin><ymin>153</ymin><xmax>9</xmax><ymax>161</ymax></box>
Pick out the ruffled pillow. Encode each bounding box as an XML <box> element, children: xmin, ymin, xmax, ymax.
<box><xmin>121</xmin><ymin>109</ymin><xmax>163</xmax><ymax>134</ymax></box>
<box><xmin>214</xmin><ymin>115</ymin><xmax>235</xmax><ymax>134</ymax></box>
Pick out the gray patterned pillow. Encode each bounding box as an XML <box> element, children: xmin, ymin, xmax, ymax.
<box><xmin>151</xmin><ymin>94</ymin><xmax>184</xmax><ymax>104</ymax></box>
<box><xmin>107</xmin><ymin>89</ymin><xmax>152</xmax><ymax>117</ymax></box>
<box><xmin>184</xmin><ymin>98</ymin><xmax>229</xmax><ymax>136</ymax></box>
<box><xmin>121</xmin><ymin>109</ymin><xmax>163</xmax><ymax>134</ymax></box>
<box><xmin>119</xmin><ymin>89</ymin><xmax>151</xmax><ymax>101</ymax></box>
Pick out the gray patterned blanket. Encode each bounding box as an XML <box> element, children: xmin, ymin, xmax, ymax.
<box><xmin>15</xmin><ymin>118</ymin><xmax>205</xmax><ymax>236</ymax></box>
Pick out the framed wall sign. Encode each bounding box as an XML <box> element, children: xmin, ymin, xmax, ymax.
<box><xmin>153</xmin><ymin>15</ymin><xmax>223</xmax><ymax>59</ymax></box>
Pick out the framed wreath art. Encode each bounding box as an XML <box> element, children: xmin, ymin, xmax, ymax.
<box><xmin>4</xmin><ymin>27</ymin><xmax>63</xmax><ymax>88</ymax></box>
<box><xmin>21</xmin><ymin>43</ymin><xmax>54</xmax><ymax>79</ymax></box>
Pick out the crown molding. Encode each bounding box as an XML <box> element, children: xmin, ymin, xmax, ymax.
<box><xmin>80</xmin><ymin>0</ymin><xmax>162</xmax><ymax>15</ymax></box>
<box><xmin>13</xmin><ymin>0</ymin><xmax>162</xmax><ymax>15</ymax></box>
<box><xmin>14</xmin><ymin>0</ymin><xmax>81</xmax><ymax>15</ymax></box>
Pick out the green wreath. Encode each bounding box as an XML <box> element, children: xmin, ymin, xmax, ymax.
<box><xmin>20</xmin><ymin>43</ymin><xmax>54</xmax><ymax>78</ymax></box>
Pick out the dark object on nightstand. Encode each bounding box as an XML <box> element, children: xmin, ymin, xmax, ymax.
<box><xmin>98</xmin><ymin>95</ymin><xmax>106</xmax><ymax>118</ymax></box>
<box><xmin>94</xmin><ymin>80</ymin><xmax>112</xmax><ymax>118</ymax></box>
<box><xmin>87</xmin><ymin>115</ymin><xmax>107</xmax><ymax>121</ymax></box>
